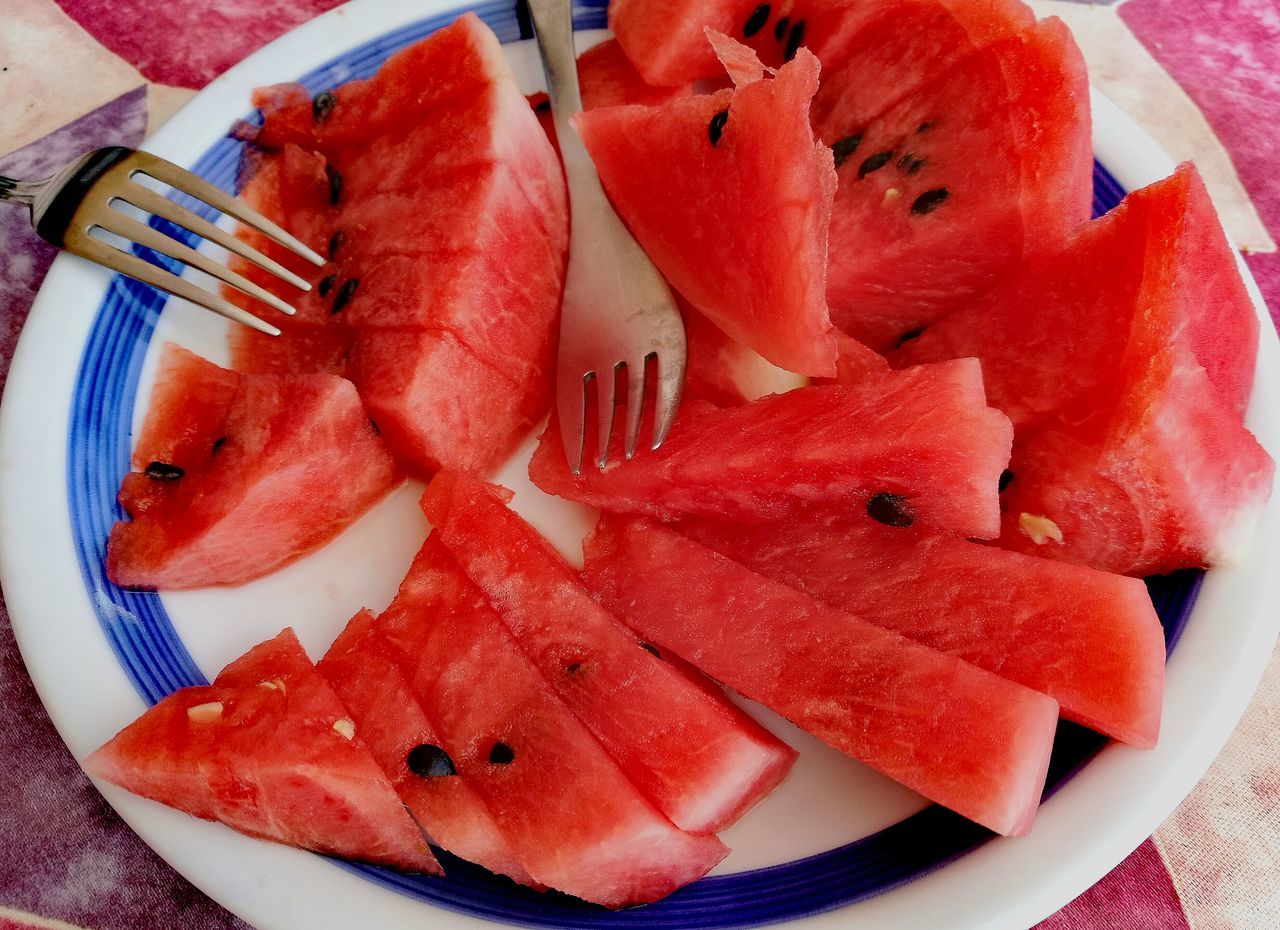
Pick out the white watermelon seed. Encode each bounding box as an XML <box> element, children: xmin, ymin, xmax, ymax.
<box><xmin>332</xmin><ymin>718</ymin><xmax>356</xmax><ymax>740</ymax></box>
<box><xmin>1019</xmin><ymin>513</ymin><xmax>1064</xmax><ymax>545</ymax></box>
<box><xmin>187</xmin><ymin>702</ymin><xmax>224</xmax><ymax>724</ymax></box>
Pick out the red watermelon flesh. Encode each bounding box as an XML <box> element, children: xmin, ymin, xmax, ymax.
<box><xmin>895</xmin><ymin>164</ymin><xmax>1273</xmax><ymax>574</ymax></box>
<box><xmin>681</xmin><ymin>296</ymin><xmax>810</xmax><ymax>406</ymax></box>
<box><xmin>420</xmin><ymin>471</ymin><xmax>796</xmax><ymax>834</ymax></box>
<box><xmin>231</xmin><ymin>14</ymin><xmax>567</xmax><ymax>477</ymax></box>
<box><xmin>317</xmin><ymin>609</ymin><xmax>533</xmax><ymax>885</ymax></box>
<box><xmin>85</xmin><ymin>629</ymin><xmax>438</xmax><ymax>873</ymax></box>
<box><xmin>608</xmin><ymin>0</ymin><xmax>803</xmax><ymax>86</ymax></box>
<box><xmin>674</xmin><ymin>509</ymin><xmax>1165</xmax><ymax>746</ymax></box>
<box><xmin>107</xmin><ymin>344</ymin><xmax>400</xmax><ymax>590</ymax></box>
<box><xmin>819</xmin><ymin>18</ymin><xmax>1092</xmax><ymax>351</ymax></box>
<box><xmin>530</xmin><ymin>360</ymin><xmax>1012</xmax><ymax>539</ymax></box>
<box><xmin>377</xmin><ymin>535</ymin><xmax>729</xmax><ymax>906</ymax></box>
<box><xmin>575</xmin><ymin>40</ymin><xmax>839</xmax><ymax>377</ymax></box>
<box><xmin>581</xmin><ymin>517</ymin><xmax>1059</xmax><ymax>836</ymax></box>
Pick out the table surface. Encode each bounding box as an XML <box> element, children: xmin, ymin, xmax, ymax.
<box><xmin>1</xmin><ymin>1</ymin><xmax>1277</xmax><ymax>928</ymax></box>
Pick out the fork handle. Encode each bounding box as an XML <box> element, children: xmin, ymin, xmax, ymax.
<box><xmin>30</xmin><ymin>146</ymin><xmax>133</xmax><ymax>247</ymax></box>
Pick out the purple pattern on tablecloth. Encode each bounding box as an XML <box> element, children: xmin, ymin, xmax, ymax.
<box><xmin>0</xmin><ymin>88</ymin><xmax>249</xmax><ymax>930</ymax></box>
<box><xmin>1032</xmin><ymin>840</ymin><xmax>1190</xmax><ymax>930</ymax></box>
<box><xmin>52</xmin><ymin>0</ymin><xmax>345</xmax><ymax>89</ymax></box>
<box><xmin>1120</xmin><ymin>0</ymin><xmax>1280</xmax><ymax>328</ymax></box>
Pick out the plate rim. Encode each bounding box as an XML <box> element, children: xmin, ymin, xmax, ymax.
<box><xmin>1</xmin><ymin>3</ymin><xmax>1278</xmax><ymax>929</ymax></box>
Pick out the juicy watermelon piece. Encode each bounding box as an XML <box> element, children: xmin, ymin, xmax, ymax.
<box><xmin>107</xmin><ymin>344</ymin><xmax>401</xmax><ymax>589</ymax></box>
<box><xmin>575</xmin><ymin>39</ymin><xmax>838</xmax><ymax>377</ymax></box>
<box><xmin>817</xmin><ymin>15</ymin><xmax>1092</xmax><ymax>350</ymax></box>
<box><xmin>681</xmin><ymin>297</ymin><xmax>809</xmax><ymax>406</ymax></box>
<box><xmin>231</xmin><ymin>14</ymin><xmax>567</xmax><ymax>477</ymax></box>
<box><xmin>86</xmin><ymin>630</ymin><xmax>438</xmax><ymax>873</ymax></box>
<box><xmin>609</xmin><ymin>0</ymin><xmax>803</xmax><ymax>86</ymax></box>
<box><xmin>896</xmin><ymin>164</ymin><xmax>1274</xmax><ymax>575</ymax></box>
<box><xmin>317</xmin><ymin>610</ymin><xmax>533</xmax><ymax>884</ymax></box>
<box><xmin>421</xmin><ymin>471</ymin><xmax>795</xmax><ymax>834</ymax></box>
<box><xmin>675</xmin><ymin>509</ymin><xmax>1165</xmax><ymax>746</ymax></box>
<box><xmin>582</xmin><ymin>517</ymin><xmax>1059</xmax><ymax>836</ymax></box>
<box><xmin>377</xmin><ymin>535</ymin><xmax>729</xmax><ymax>906</ymax></box>
<box><xmin>579</xmin><ymin>38</ymin><xmax>695</xmax><ymax>109</ymax></box>
<box><xmin>530</xmin><ymin>360</ymin><xmax>1013</xmax><ymax>539</ymax></box>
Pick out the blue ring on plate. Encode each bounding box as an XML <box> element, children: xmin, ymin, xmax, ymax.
<box><xmin>65</xmin><ymin>1</ymin><xmax>1205</xmax><ymax>925</ymax></box>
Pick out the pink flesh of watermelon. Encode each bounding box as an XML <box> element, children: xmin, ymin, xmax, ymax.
<box><xmin>896</xmin><ymin>164</ymin><xmax>1274</xmax><ymax>575</ymax></box>
<box><xmin>581</xmin><ymin>517</ymin><xmax>1059</xmax><ymax>836</ymax></box>
<box><xmin>377</xmin><ymin>536</ymin><xmax>729</xmax><ymax>906</ymax></box>
<box><xmin>575</xmin><ymin>42</ymin><xmax>838</xmax><ymax>377</ymax></box>
<box><xmin>530</xmin><ymin>360</ymin><xmax>1012</xmax><ymax>539</ymax></box>
<box><xmin>230</xmin><ymin>14</ymin><xmax>567</xmax><ymax>477</ymax></box>
<box><xmin>608</xmin><ymin>0</ymin><xmax>802</xmax><ymax>86</ymax></box>
<box><xmin>85</xmin><ymin>630</ymin><xmax>438</xmax><ymax>873</ymax></box>
<box><xmin>317</xmin><ymin>609</ymin><xmax>533</xmax><ymax>884</ymax></box>
<box><xmin>818</xmin><ymin>17</ymin><xmax>1093</xmax><ymax>351</ymax></box>
<box><xmin>420</xmin><ymin>471</ymin><xmax>796</xmax><ymax>834</ymax></box>
<box><xmin>675</xmin><ymin>509</ymin><xmax>1165</xmax><ymax>746</ymax></box>
<box><xmin>107</xmin><ymin>345</ymin><xmax>400</xmax><ymax>590</ymax></box>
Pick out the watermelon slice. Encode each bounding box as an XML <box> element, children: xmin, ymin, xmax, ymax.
<box><xmin>317</xmin><ymin>609</ymin><xmax>533</xmax><ymax>884</ymax></box>
<box><xmin>581</xmin><ymin>517</ymin><xmax>1059</xmax><ymax>836</ymax></box>
<box><xmin>420</xmin><ymin>471</ymin><xmax>795</xmax><ymax>834</ymax></box>
<box><xmin>231</xmin><ymin>14</ymin><xmax>568</xmax><ymax>477</ymax></box>
<box><xmin>107</xmin><ymin>344</ymin><xmax>400</xmax><ymax>589</ymax></box>
<box><xmin>85</xmin><ymin>630</ymin><xmax>439</xmax><ymax>873</ymax></box>
<box><xmin>530</xmin><ymin>360</ymin><xmax>1013</xmax><ymax>539</ymax></box>
<box><xmin>675</xmin><ymin>508</ymin><xmax>1165</xmax><ymax>746</ymax></box>
<box><xmin>816</xmin><ymin>14</ymin><xmax>1092</xmax><ymax>350</ymax></box>
<box><xmin>896</xmin><ymin>165</ymin><xmax>1274</xmax><ymax>575</ymax></box>
<box><xmin>681</xmin><ymin>296</ymin><xmax>809</xmax><ymax>406</ymax></box>
<box><xmin>377</xmin><ymin>535</ymin><xmax>729</xmax><ymax>906</ymax></box>
<box><xmin>575</xmin><ymin>37</ymin><xmax>838</xmax><ymax>377</ymax></box>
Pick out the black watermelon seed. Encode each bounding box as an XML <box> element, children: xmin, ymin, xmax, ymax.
<box><xmin>906</xmin><ymin>157</ymin><xmax>926</xmax><ymax>175</ymax></box>
<box><xmin>489</xmin><ymin>741</ymin><xmax>515</xmax><ymax>765</ymax></box>
<box><xmin>534</xmin><ymin>97</ymin><xmax>551</xmax><ymax>113</ymax></box>
<box><xmin>867</xmin><ymin>492</ymin><xmax>915</xmax><ymax>527</ymax></box>
<box><xmin>831</xmin><ymin>134</ymin><xmax>862</xmax><ymax>168</ymax></box>
<box><xmin>774</xmin><ymin>15</ymin><xmax>790</xmax><ymax>40</ymax></box>
<box><xmin>369</xmin><ymin>418</ymin><xmax>380</xmax><ymax>435</ymax></box>
<box><xmin>211</xmin><ymin>436</ymin><xmax>227</xmax><ymax>456</ymax></box>
<box><xmin>566</xmin><ymin>662</ymin><xmax>583</xmax><ymax>675</ymax></box>
<box><xmin>328</xmin><ymin>229</ymin><xmax>345</xmax><ymax>259</ymax></box>
<box><xmin>916</xmin><ymin>120</ymin><xmax>934</xmax><ymax>133</ymax></box>
<box><xmin>145</xmin><ymin>461</ymin><xmax>184</xmax><ymax>481</ymax></box>
<box><xmin>331</xmin><ymin>278</ymin><xmax>358</xmax><ymax>314</ymax></box>
<box><xmin>895</xmin><ymin>328</ymin><xmax>924</xmax><ymax>348</ymax></box>
<box><xmin>858</xmin><ymin>151</ymin><xmax>894</xmax><ymax>178</ymax></box>
<box><xmin>999</xmin><ymin>469</ymin><xmax>1015</xmax><ymax>492</ymax></box>
<box><xmin>784</xmin><ymin>19</ymin><xmax>806</xmax><ymax>61</ymax></box>
<box><xmin>326</xmin><ymin>164</ymin><xmax>343</xmax><ymax>204</ymax></box>
<box><xmin>312</xmin><ymin>90</ymin><xmax>337</xmax><ymax>123</ymax></box>
<box><xmin>708</xmin><ymin>109</ymin><xmax>729</xmax><ymax>146</ymax></box>
<box><xmin>406</xmin><ymin>743</ymin><xmax>456</xmax><ymax>778</ymax></box>
<box><xmin>639</xmin><ymin>641</ymin><xmax>662</xmax><ymax>659</ymax></box>
<box><xmin>911</xmin><ymin>188</ymin><xmax>950</xmax><ymax>215</ymax></box>
<box><xmin>317</xmin><ymin>274</ymin><xmax>336</xmax><ymax>298</ymax></box>
<box><xmin>743</xmin><ymin>3</ymin><xmax>771</xmax><ymax>37</ymax></box>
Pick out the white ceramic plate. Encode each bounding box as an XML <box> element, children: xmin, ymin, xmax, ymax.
<box><xmin>1</xmin><ymin>1</ymin><xmax>1277</xmax><ymax>928</ymax></box>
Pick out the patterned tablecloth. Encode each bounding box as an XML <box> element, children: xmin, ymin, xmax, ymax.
<box><xmin>1</xmin><ymin>1</ymin><xmax>1277</xmax><ymax>928</ymax></box>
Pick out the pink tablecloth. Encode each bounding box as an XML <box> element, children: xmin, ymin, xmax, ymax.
<box><xmin>1</xmin><ymin>1</ymin><xmax>1277</xmax><ymax>928</ymax></box>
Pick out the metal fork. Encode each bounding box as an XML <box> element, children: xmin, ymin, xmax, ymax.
<box><xmin>527</xmin><ymin>0</ymin><xmax>687</xmax><ymax>474</ymax></box>
<box><xmin>0</xmin><ymin>146</ymin><xmax>325</xmax><ymax>336</ymax></box>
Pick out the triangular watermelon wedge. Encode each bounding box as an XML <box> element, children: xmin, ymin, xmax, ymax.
<box><xmin>574</xmin><ymin>36</ymin><xmax>838</xmax><ymax>377</ymax></box>
<box><xmin>107</xmin><ymin>344</ymin><xmax>401</xmax><ymax>590</ymax></box>
<box><xmin>582</xmin><ymin>516</ymin><xmax>1060</xmax><ymax>836</ymax></box>
<box><xmin>377</xmin><ymin>535</ymin><xmax>728</xmax><ymax>906</ymax></box>
<box><xmin>317</xmin><ymin>610</ymin><xmax>533</xmax><ymax>885</ymax></box>
<box><xmin>420</xmin><ymin>471</ymin><xmax>796</xmax><ymax>834</ymax></box>
<box><xmin>85</xmin><ymin>630</ymin><xmax>439</xmax><ymax>873</ymax></box>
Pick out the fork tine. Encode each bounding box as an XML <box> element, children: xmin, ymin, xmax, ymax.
<box><xmin>557</xmin><ymin>371</ymin><xmax>589</xmax><ymax>476</ymax></box>
<box><xmin>96</xmin><ymin>209</ymin><xmax>298</xmax><ymax>317</ymax></box>
<box><xmin>129</xmin><ymin>151</ymin><xmax>326</xmax><ymax>267</ymax></box>
<box><xmin>651</xmin><ymin>350</ymin><xmax>685</xmax><ymax>451</ymax></box>
<box><xmin>623</xmin><ymin>356</ymin><xmax>648</xmax><ymax>461</ymax></box>
<box><xmin>117</xmin><ymin>182</ymin><xmax>312</xmax><ymax>292</ymax></box>
<box><xmin>69</xmin><ymin>233</ymin><xmax>281</xmax><ymax>336</ymax></box>
<box><xmin>596</xmin><ymin>364</ymin><xmax>619</xmax><ymax>470</ymax></box>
